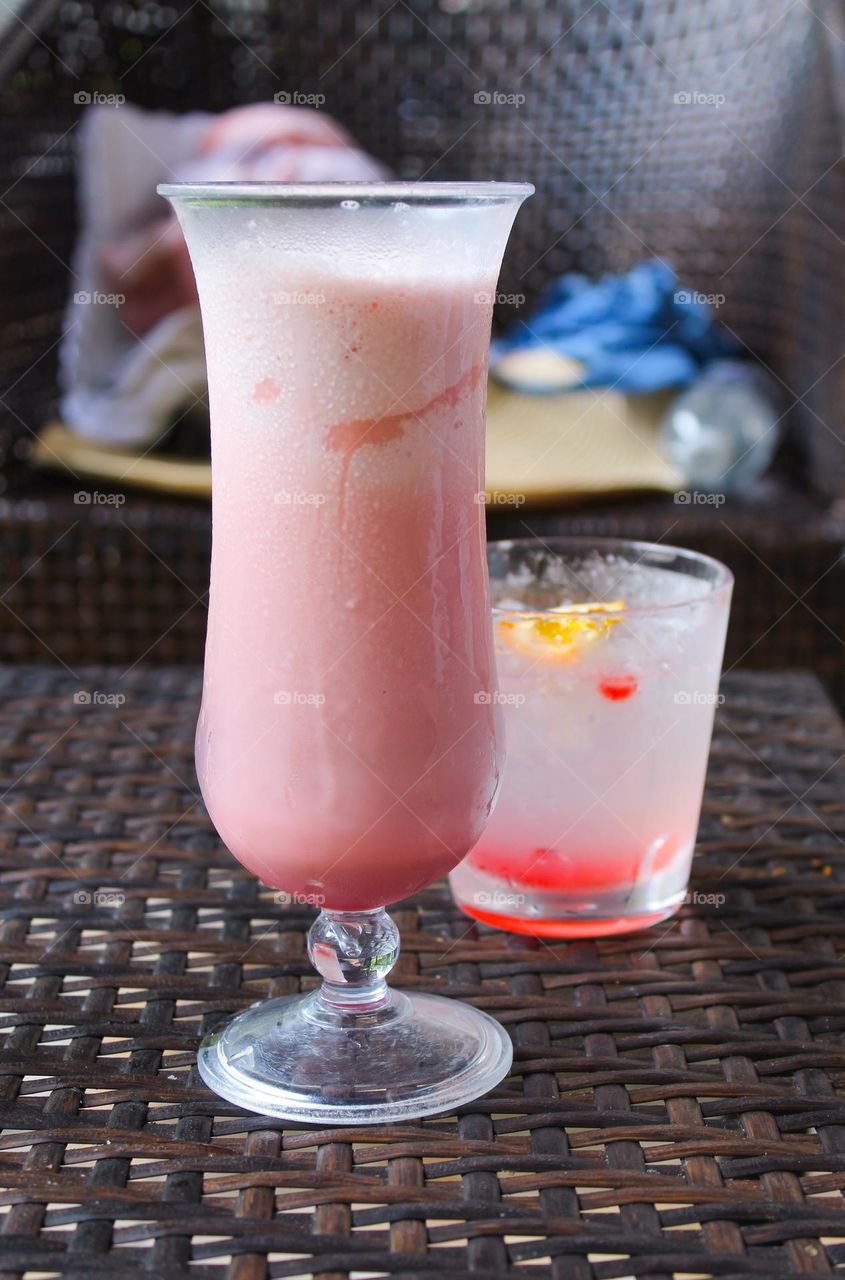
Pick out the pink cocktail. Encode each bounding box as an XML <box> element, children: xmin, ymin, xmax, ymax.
<box><xmin>196</xmin><ymin>271</ymin><xmax>499</xmax><ymax>909</ymax></box>
<box><xmin>160</xmin><ymin>180</ymin><xmax>532</xmax><ymax>1123</ymax></box>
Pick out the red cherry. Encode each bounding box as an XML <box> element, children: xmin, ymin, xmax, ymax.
<box><xmin>599</xmin><ymin>674</ymin><xmax>638</xmax><ymax>701</ymax></box>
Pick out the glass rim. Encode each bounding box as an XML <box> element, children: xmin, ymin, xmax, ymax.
<box><xmin>157</xmin><ymin>180</ymin><xmax>535</xmax><ymax>206</ymax></box>
<box><xmin>488</xmin><ymin>535</ymin><xmax>734</xmax><ymax>617</ymax></box>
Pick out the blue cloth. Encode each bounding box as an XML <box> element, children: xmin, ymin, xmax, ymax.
<box><xmin>492</xmin><ymin>259</ymin><xmax>739</xmax><ymax>393</ymax></box>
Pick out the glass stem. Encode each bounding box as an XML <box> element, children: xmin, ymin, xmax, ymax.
<box><xmin>307</xmin><ymin>907</ymin><xmax>400</xmax><ymax>1015</ymax></box>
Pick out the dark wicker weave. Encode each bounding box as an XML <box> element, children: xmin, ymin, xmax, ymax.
<box><xmin>1</xmin><ymin>2</ymin><xmax>845</xmax><ymax>682</ymax></box>
<box><xmin>4</xmin><ymin>487</ymin><xmax>845</xmax><ymax>709</ymax></box>
<box><xmin>2</xmin><ymin>663</ymin><xmax>845</xmax><ymax>1277</ymax></box>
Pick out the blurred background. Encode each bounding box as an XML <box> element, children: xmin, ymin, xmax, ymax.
<box><xmin>1</xmin><ymin>0</ymin><xmax>844</xmax><ymax>697</ymax></box>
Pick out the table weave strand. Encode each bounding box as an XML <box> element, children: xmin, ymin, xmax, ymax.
<box><xmin>1</xmin><ymin>666</ymin><xmax>845</xmax><ymax>1278</ymax></box>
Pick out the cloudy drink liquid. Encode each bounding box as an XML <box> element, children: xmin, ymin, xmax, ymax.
<box><xmin>188</xmin><ymin>243</ymin><xmax>503</xmax><ymax>908</ymax></box>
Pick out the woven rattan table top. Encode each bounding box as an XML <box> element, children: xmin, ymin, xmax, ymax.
<box><xmin>2</xmin><ymin>665</ymin><xmax>845</xmax><ymax>1278</ymax></box>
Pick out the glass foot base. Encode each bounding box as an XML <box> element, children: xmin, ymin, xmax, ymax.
<box><xmin>198</xmin><ymin>988</ymin><xmax>513</xmax><ymax>1124</ymax></box>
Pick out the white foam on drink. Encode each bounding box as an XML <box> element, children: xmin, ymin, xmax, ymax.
<box><xmin>493</xmin><ymin>555</ymin><xmax>710</xmax><ymax>613</ymax></box>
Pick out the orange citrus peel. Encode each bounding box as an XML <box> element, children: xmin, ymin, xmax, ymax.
<box><xmin>497</xmin><ymin>600</ymin><xmax>625</xmax><ymax>663</ymax></box>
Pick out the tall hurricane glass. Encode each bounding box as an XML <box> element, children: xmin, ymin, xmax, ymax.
<box><xmin>159</xmin><ymin>181</ymin><xmax>532</xmax><ymax>1123</ymax></box>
